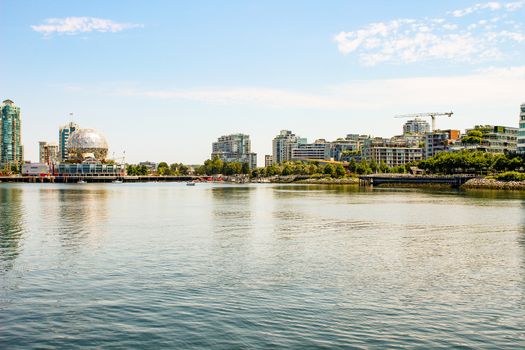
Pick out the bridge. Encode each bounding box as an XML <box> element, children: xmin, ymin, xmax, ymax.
<box><xmin>358</xmin><ymin>174</ymin><xmax>477</xmax><ymax>188</ymax></box>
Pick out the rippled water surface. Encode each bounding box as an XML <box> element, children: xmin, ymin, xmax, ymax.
<box><xmin>1</xmin><ymin>183</ymin><xmax>524</xmax><ymax>349</ymax></box>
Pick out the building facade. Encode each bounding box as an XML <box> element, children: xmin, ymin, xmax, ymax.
<box><xmin>59</xmin><ymin>121</ymin><xmax>79</xmax><ymax>162</ymax></box>
<box><xmin>518</xmin><ymin>103</ymin><xmax>525</xmax><ymax>154</ymax></box>
<box><xmin>22</xmin><ymin>162</ymin><xmax>51</xmax><ymax>176</ymax></box>
<box><xmin>362</xmin><ymin>138</ymin><xmax>423</xmax><ymax>167</ymax></box>
<box><xmin>56</xmin><ymin>163</ymin><xmax>125</xmax><ymax>176</ymax></box>
<box><xmin>0</xmin><ymin>99</ymin><xmax>24</xmax><ymax>168</ymax></box>
<box><xmin>423</xmin><ymin>129</ymin><xmax>460</xmax><ymax>159</ymax></box>
<box><xmin>272</xmin><ymin>130</ymin><xmax>307</xmax><ymax>164</ymax></box>
<box><xmin>264</xmin><ymin>155</ymin><xmax>273</xmax><ymax>167</ymax></box>
<box><xmin>403</xmin><ymin>118</ymin><xmax>430</xmax><ymax>135</ymax></box>
<box><xmin>39</xmin><ymin>141</ymin><xmax>59</xmax><ymax>165</ymax></box>
<box><xmin>211</xmin><ymin>133</ymin><xmax>257</xmax><ymax>169</ymax></box>
<box><xmin>291</xmin><ymin>140</ymin><xmax>331</xmax><ymax>161</ymax></box>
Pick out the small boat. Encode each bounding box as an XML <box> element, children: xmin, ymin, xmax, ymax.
<box><xmin>77</xmin><ymin>179</ymin><xmax>86</xmax><ymax>184</ymax></box>
<box><xmin>186</xmin><ymin>182</ymin><xmax>196</xmax><ymax>186</ymax></box>
<box><xmin>113</xmin><ymin>180</ymin><xmax>123</xmax><ymax>184</ymax></box>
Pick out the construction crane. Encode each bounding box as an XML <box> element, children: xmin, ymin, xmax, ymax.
<box><xmin>112</xmin><ymin>151</ymin><xmax>126</xmax><ymax>164</ymax></box>
<box><xmin>395</xmin><ymin>111</ymin><xmax>453</xmax><ymax>131</ymax></box>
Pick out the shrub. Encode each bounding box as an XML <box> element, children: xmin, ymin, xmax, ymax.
<box><xmin>495</xmin><ymin>171</ymin><xmax>525</xmax><ymax>182</ymax></box>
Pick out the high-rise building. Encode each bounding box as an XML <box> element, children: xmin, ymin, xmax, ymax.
<box><xmin>0</xmin><ymin>99</ymin><xmax>24</xmax><ymax>168</ymax></box>
<box><xmin>272</xmin><ymin>130</ymin><xmax>307</xmax><ymax>164</ymax></box>
<box><xmin>403</xmin><ymin>118</ymin><xmax>430</xmax><ymax>135</ymax></box>
<box><xmin>59</xmin><ymin>121</ymin><xmax>79</xmax><ymax>162</ymax></box>
<box><xmin>39</xmin><ymin>141</ymin><xmax>59</xmax><ymax>165</ymax></box>
<box><xmin>518</xmin><ymin>103</ymin><xmax>525</xmax><ymax>154</ymax></box>
<box><xmin>211</xmin><ymin>133</ymin><xmax>257</xmax><ymax>169</ymax></box>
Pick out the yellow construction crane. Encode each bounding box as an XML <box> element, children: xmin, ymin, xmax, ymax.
<box><xmin>395</xmin><ymin>111</ymin><xmax>453</xmax><ymax>131</ymax></box>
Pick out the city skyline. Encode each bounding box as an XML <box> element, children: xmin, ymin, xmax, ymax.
<box><xmin>2</xmin><ymin>0</ymin><xmax>525</xmax><ymax>164</ymax></box>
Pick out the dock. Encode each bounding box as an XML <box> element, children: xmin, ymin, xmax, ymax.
<box><xmin>0</xmin><ymin>175</ymin><xmax>206</xmax><ymax>183</ymax></box>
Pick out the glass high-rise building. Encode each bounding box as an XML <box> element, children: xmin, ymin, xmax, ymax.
<box><xmin>518</xmin><ymin>103</ymin><xmax>525</xmax><ymax>154</ymax></box>
<box><xmin>59</xmin><ymin>121</ymin><xmax>79</xmax><ymax>162</ymax></box>
<box><xmin>0</xmin><ymin>99</ymin><xmax>24</xmax><ymax>168</ymax></box>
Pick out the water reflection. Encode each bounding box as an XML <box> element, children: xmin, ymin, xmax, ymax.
<box><xmin>0</xmin><ymin>187</ymin><xmax>25</xmax><ymax>271</ymax></box>
<box><xmin>211</xmin><ymin>186</ymin><xmax>253</xmax><ymax>235</ymax></box>
<box><xmin>53</xmin><ymin>186</ymin><xmax>109</xmax><ymax>251</ymax></box>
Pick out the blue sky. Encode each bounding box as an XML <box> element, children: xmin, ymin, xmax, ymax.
<box><xmin>1</xmin><ymin>0</ymin><xmax>525</xmax><ymax>164</ymax></box>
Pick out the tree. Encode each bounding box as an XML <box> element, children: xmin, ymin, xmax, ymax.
<box><xmin>10</xmin><ymin>163</ymin><xmax>19</xmax><ymax>174</ymax></box>
<box><xmin>137</xmin><ymin>165</ymin><xmax>149</xmax><ymax>175</ymax></box>
<box><xmin>211</xmin><ymin>157</ymin><xmax>224</xmax><ymax>174</ymax></box>
<box><xmin>241</xmin><ymin>162</ymin><xmax>250</xmax><ymax>175</ymax></box>
<box><xmin>324</xmin><ymin>164</ymin><xmax>336</xmax><ymax>176</ymax></box>
<box><xmin>461</xmin><ymin>130</ymin><xmax>483</xmax><ymax>145</ymax></box>
<box><xmin>356</xmin><ymin>159</ymin><xmax>372</xmax><ymax>175</ymax></box>
<box><xmin>379</xmin><ymin>161</ymin><xmax>390</xmax><ymax>173</ymax></box>
<box><xmin>348</xmin><ymin>158</ymin><xmax>357</xmax><ymax>173</ymax></box>
<box><xmin>179</xmin><ymin>164</ymin><xmax>190</xmax><ymax>175</ymax></box>
<box><xmin>335</xmin><ymin>164</ymin><xmax>346</xmax><ymax>178</ymax></box>
<box><xmin>282</xmin><ymin>163</ymin><xmax>294</xmax><ymax>176</ymax></box>
<box><xmin>369</xmin><ymin>159</ymin><xmax>379</xmax><ymax>173</ymax></box>
<box><xmin>157</xmin><ymin>162</ymin><xmax>171</xmax><ymax>175</ymax></box>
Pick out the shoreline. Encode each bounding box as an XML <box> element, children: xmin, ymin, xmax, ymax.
<box><xmin>461</xmin><ymin>178</ymin><xmax>525</xmax><ymax>191</ymax></box>
<box><xmin>2</xmin><ymin>175</ymin><xmax>525</xmax><ymax>191</ymax></box>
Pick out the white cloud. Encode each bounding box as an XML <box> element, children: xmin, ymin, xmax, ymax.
<box><xmin>452</xmin><ymin>2</ymin><xmax>502</xmax><ymax>17</ymax></box>
<box><xmin>505</xmin><ymin>0</ymin><xmax>525</xmax><ymax>10</ymax></box>
<box><xmin>31</xmin><ymin>17</ymin><xmax>143</xmax><ymax>35</ymax></box>
<box><xmin>451</xmin><ymin>0</ymin><xmax>525</xmax><ymax>17</ymax></box>
<box><xmin>334</xmin><ymin>2</ymin><xmax>525</xmax><ymax>66</ymax></box>
<box><xmin>114</xmin><ymin>66</ymin><xmax>525</xmax><ymax>112</ymax></box>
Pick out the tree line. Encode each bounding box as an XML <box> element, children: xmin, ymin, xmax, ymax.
<box><xmin>126</xmin><ymin>162</ymin><xmax>190</xmax><ymax>176</ymax></box>
<box><xmin>124</xmin><ymin>150</ymin><xmax>524</xmax><ymax>178</ymax></box>
<box><xmin>418</xmin><ymin>150</ymin><xmax>524</xmax><ymax>175</ymax></box>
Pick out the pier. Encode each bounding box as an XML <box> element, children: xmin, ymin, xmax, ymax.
<box><xmin>0</xmin><ymin>175</ymin><xmax>208</xmax><ymax>183</ymax></box>
<box><xmin>358</xmin><ymin>174</ymin><xmax>478</xmax><ymax>188</ymax></box>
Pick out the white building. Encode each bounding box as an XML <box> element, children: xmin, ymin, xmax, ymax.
<box><xmin>362</xmin><ymin>138</ymin><xmax>423</xmax><ymax>167</ymax></box>
<box><xmin>272</xmin><ymin>130</ymin><xmax>307</xmax><ymax>164</ymax></box>
<box><xmin>518</xmin><ymin>103</ymin><xmax>525</xmax><ymax>154</ymax></box>
<box><xmin>403</xmin><ymin>118</ymin><xmax>430</xmax><ymax>135</ymax></box>
<box><xmin>291</xmin><ymin>140</ymin><xmax>331</xmax><ymax>161</ymax></box>
<box><xmin>211</xmin><ymin>133</ymin><xmax>257</xmax><ymax>169</ymax></box>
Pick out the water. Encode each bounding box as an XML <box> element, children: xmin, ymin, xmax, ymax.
<box><xmin>1</xmin><ymin>183</ymin><xmax>524</xmax><ymax>349</ymax></box>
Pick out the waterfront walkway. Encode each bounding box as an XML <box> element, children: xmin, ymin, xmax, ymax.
<box><xmin>0</xmin><ymin>175</ymin><xmax>202</xmax><ymax>183</ymax></box>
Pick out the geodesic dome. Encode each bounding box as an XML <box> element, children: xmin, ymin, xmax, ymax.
<box><xmin>67</xmin><ymin>128</ymin><xmax>108</xmax><ymax>162</ymax></box>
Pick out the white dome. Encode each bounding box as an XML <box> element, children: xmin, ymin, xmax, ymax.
<box><xmin>67</xmin><ymin>128</ymin><xmax>108</xmax><ymax>161</ymax></box>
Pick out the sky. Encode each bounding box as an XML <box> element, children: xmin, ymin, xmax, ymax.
<box><xmin>1</xmin><ymin>0</ymin><xmax>525</xmax><ymax>164</ymax></box>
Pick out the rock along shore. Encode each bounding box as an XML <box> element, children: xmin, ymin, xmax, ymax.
<box><xmin>462</xmin><ymin>178</ymin><xmax>525</xmax><ymax>191</ymax></box>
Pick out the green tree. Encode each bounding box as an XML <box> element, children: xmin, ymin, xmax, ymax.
<box><xmin>211</xmin><ymin>157</ymin><xmax>224</xmax><ymax>174</ymax></box>
<box><xmin>282</xmin><ymin>163</ymin><xmax>294</xmax><ymax>176</ymax></box>
<box><xmin>461</xmin><ymin>130</ymin><xmax>483</xmax><ymax>145</ymax></box>
<box><xmin>334</xmin><ymin>164</ymin><xmax>346</xmax><ymax>178</ymax></box>
<box><xmin>348</xmin><ymin>158</ymin><xmax>357</xmax><ymax>173</ymax></box>
<box><xmin>369</xmin><ymin>159</ymin><xmax>379</xmax><ymax>173</ymax></box>
<box><xmin>324</xmin><ymin>163</ymin><xmax>336</xmax><ymax>177</ymax></box>
<box><xmin>241</xmin><ymin>162</ymin><xmax>250</xmax><ymax>175</ymax></box>
<box><xmin>379</xmin><ymin>161</ymin><xmax>390</xmax><ymax>173</ymax></box>
<box><xmin>179</xmin><ymin>164</ymin><xmax>190</xmax><ymax>175</ymax></box>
